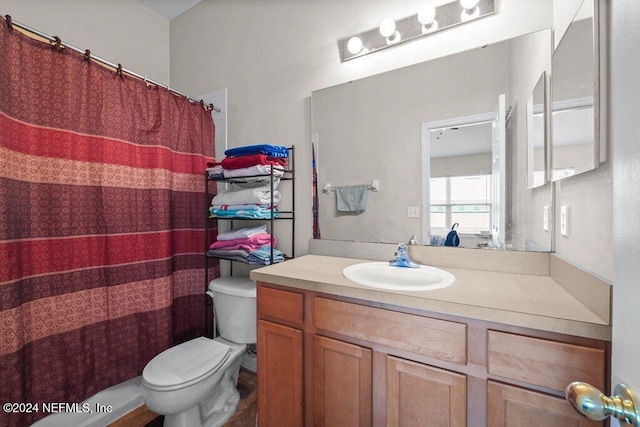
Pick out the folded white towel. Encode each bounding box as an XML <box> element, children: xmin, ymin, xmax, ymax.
<box><xmin>217</xmin><ymin>224</ymin><xmax>268</xmax><ymax>241</ymax></box>
<box><xmin>211</xmin><ymin>186</ymin><xmax>281</xmax><ymax>206</ymax></box>
<box><xmin>223</xmin><ymin>164</ymin><xmax>284</xmax><ymax>178</ymax></box>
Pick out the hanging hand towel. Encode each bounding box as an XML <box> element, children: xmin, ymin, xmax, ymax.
<box><xmin>336</xmin><ymin>185</ymin><xmax>368</xmax><ymax>213</ymax></box>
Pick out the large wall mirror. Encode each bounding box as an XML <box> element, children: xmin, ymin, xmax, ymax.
<box><xmin>551</xmin><ymin>0</ymin><xmax>604</xmax><ymax>180</ymax></box>
<box><xmin>312</xmin><ymin>29</ymin><xmax>555</xmax><ymax>252</ymax></box>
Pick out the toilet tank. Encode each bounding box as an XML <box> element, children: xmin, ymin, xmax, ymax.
<box><xmin>208</xmin><ymin>277</ymin><xmax>256</xmax><ymax>344</ymax></box>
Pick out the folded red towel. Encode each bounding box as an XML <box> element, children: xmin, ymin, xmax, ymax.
<box><xmin>221</xmin><ymin>154</ymin><xmax>287</xmax><ymax>170</ymax></box>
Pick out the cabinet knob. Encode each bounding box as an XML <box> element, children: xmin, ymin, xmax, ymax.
<box><xmin>565</xmin><ymin>382</ymin><xmax>639</xmax><ymax>425</ymax></box>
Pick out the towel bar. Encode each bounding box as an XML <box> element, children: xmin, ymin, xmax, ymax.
<box><xmin>323</xmin><ymin>180</ymin><xmax>379</xmax><ymax>193</ymax></box>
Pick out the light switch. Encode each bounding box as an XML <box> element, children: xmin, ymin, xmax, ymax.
<box><xmin>560</xmin><ymin>205</ymin><xmax>569</xmax><ymax>237</ymax></box>
<box><xmin>407</xmin><ymin>207</ymin><xmax>420</xmax><ymax>218</ymax></box>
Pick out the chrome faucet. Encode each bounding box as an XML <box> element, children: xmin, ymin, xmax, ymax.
<box><xmin>389</xmin><ymin>243</ymin><xmax>420</xmax><ymax>268</ymax></box>
<box><xmin>408</xmin><ymin>235</ymin><xmax>418</xmax><ymax>245</ymax></box>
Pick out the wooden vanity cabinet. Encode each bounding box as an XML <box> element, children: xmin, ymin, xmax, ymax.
<box><xmin>486</xmin><ymin>330</ymin><xmax>606</xmax><ymax>427</ymax></box>
<box><xmin>312</xmin><ymin>295</ymin><xmax>468</xmax><ymax>426</ymax></box>
<box><xmin>256</xmin><ymin>282</ymin><xmax>609</xmax><ymax>427</ymax></box>
<box><xmin>256</xmin><ymin>286</ymin><xmax>304</xmax><ymax>427</ymax></box>
<box><xmin>313</xmin><ymin>335</ymin><xmax>372</xmax><ymax>426</ymax></box>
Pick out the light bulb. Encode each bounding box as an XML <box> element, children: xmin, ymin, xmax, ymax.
<box><xmin>379</xmin><ymin>18</ymin><xmax>396</xmax><ymax>38</ymax></box>
<box><xmin>417</xmin><ymin>6</ymin><xmax>436</xmax><ymax>25</ymax></box>
<box><xmin>347</xmin><ymin>37</ymin><xmax>363</xmax><ymax>55</ymax></box>
<box><xmin>461</xmin><ymin>6</ymin><xmax>480</xmax><ymax>21</ymax></box>
<box><xmin>460</xmin><ymin>0</ymin><xmax>480</xmax><ymax>10</ymax></box>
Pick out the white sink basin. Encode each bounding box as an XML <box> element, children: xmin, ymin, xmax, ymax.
<box><xmin>343</xmin><ymin>262</ymin><xmax>455</xmax><ymax>291</ymax></box>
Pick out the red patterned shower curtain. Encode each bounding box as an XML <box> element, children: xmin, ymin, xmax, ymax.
<box><xmin>0</xmin><ymin>18</ymin><xmax>215</xmax><ymax>426</ymax></box>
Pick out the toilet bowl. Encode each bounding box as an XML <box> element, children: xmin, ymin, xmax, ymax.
<box><xmin>141</xmin><ymin>277</ymin><xmax>256</xmax><ymax>427</ymax></box>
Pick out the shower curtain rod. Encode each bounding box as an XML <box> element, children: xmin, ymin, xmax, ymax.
<box><xmin>3</xmin><ymin>14</ymin><xmax>221</xmax><ymax>113</ymax></box>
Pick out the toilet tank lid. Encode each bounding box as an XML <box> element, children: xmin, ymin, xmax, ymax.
<box><xmin>208</xmin><ymin>277</ymin><xmax>256</xmax><ymax>297</ymax></box>
<box><xmin>142</xmin><ymin>337</ymin><xmax>230</xmax><ymax>389</ymax></box>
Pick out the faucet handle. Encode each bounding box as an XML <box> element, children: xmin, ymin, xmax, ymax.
<box><xmin>408</xmin><ymin>235</ymin><xmax>418</xmax><ymax>245</ymax></box>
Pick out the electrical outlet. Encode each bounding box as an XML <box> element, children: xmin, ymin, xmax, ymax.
<box><xmin>543</xmin><ymin>206</ymin><xmax>549</xmax><ymax>232</ymax></box>
<box><xmin>560</xmin><ymin>205</ymin><xmax>569</xmax><ymax>237</ymax></box>
<box><xmin>407</xmin><ymin>206</ymin><xmax>420</xmax><ymax>218</ymax></box>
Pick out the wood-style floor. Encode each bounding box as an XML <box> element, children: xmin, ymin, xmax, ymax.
<box><xmin>108</xmin><ymin>370</ymin><xmax>257</xmax><ymax>427</ymax></box>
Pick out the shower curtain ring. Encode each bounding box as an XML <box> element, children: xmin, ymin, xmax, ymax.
<box><xmin>5</xmin><ymin>15</ymin><xmax>13</xmax><ymax>30</ymax></box>
<box><xmin>51</xmin><ymin>36</ymin><xmax>64</xmax><ymax>50</ymax></box>
<box><xmin>116</xmin><ymin>63</ymin><xmax>123</xmax><ymax>78</ymax></box>
<box><xmin>84</xmin><ymin>49</ymin><xmax>91</xmax><ymax>61</ymax></box>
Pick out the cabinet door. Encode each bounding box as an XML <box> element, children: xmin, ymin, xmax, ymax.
<box><xmin>257</xmin><ymin>320</ymin><xmax>303</xmax><ymax>427</ymax></box>
<box><xmin>313</xmin><ymin>335</ymin><xmax>372</xmax><ymax>426</ymax></box>
<box><xmin>487</xmin><ymin>381</ymin><xmax>601</xmax><ymax>427</ymax></box>
<box><xmin>387</xmin><ymin>356</ymin><xmax>466</xmax><ymax>427</ymax></box>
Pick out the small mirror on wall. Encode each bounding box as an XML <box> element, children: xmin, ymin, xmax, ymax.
<box><xmin>527</xmin><ymin>72</ymin><xmax>546</xmax><ymax>189</ymax></box>
<box><xmin>550</xmin><ymin>0</ymin><xmax>602</xmax><ymax>181</ymax></box>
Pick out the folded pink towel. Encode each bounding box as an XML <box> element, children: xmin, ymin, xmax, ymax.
<box><xmin>210</xmin><ymin>232</ymin><xmax>276</xmax><ymax>250</ymax></box>
<box><xmin>211</xmin><ymin>242</ymin><xmax>266</xmax><ymax>252</ymax></box>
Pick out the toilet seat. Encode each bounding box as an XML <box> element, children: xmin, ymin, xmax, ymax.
<box><xmin>142</xmin><ymin>337</ymin><xmax>231</xmax><ymax>392</ymax></box>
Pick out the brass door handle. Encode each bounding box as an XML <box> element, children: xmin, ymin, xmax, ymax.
<box><xmin>565</xmin><ymin>382</ymin><xmax>639</xmax><ymax>426</ymax></box>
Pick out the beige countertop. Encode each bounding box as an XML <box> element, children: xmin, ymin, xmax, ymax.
<box><xmin>250</xmin><ymin>254</ymin><xmax>611</xmax><ymax>341</ymax></box>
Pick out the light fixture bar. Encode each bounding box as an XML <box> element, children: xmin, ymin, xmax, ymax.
<box><xmin>339</xmin><ymin>0</ymin><xmax>495</xmax><ymax>62</ymax></box>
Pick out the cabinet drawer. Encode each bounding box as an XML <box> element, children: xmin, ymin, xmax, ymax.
<box><xmin>487</xmin><ymin>381</ymin><xmax>598</xmax><ymax>426</ymax></box>
<box><xmin>313</xmin><ymin>297</ymin><xmax>467</xmax><ymax>364</ymax></box>
<box><xmin>487</xmin><ymin>331</ymin><xmax>605</xmax><ymax>392</ymax></box>
<box><xmin>257</xmin><ymin>284</ymin><xmax>304</xmax><ymax>326</ymax></box>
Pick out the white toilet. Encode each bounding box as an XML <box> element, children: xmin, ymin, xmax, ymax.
<box><xmin>141</xmin><ymin>277</ymin><xmax>256</xmax><ymax>427</ymax></box>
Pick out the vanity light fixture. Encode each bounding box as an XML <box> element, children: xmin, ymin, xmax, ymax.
<box><xmin>339</xmin><ymin>0</ymin><xmax>495</xmax><ymax>62</ymax></box>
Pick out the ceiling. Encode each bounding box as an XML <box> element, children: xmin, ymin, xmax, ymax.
<box><xmin>430</xmin><ymin>122</ymin><xmax>493</xmax><ymax>158</ymax></box>
<box><xmin>137</xmin><ymin>0</ymin><xmax>203</xmax><ymax>20</ymax></box>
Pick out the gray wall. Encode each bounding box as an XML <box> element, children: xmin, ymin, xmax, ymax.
<box><xmin>3</xmin><ymin>0</ymin><xmax>170</xmax><ymax>83</ymax></box>
<box><xmin>169</xmin><ymin>0</ymin><xmax>554</xmax><ymax>258</ymax></box>
<box><xmin>552</xmin><ymin>0</ymin><xmax>613</xmax><ymax>281</ymax></box>
<box><xmin>168</xmin><ymin>0</ymin><xmax>611</xmax><ymax>280</ymax></box>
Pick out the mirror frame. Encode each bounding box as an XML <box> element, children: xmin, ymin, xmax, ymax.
<box><xmin>550</xmin><ymin>0</ymin><xmax>607</xmax><ymax>181</ymax></box>
<box><xmin>527</xmin><ymin>71</ymin><xmax>547</xmax><ymax>189</ymax></box>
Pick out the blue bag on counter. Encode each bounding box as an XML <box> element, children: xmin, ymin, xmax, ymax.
<box><xmin>444</xmin><ymin>223</ymin><xmax>460</xmax><ymax>247</ymax></box>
